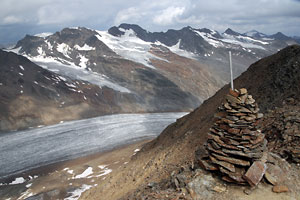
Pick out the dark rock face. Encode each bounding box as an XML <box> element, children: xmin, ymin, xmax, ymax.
<box><xmin>0</xmin><ymin>49</ymin><xmax>129</xmax><ymax>132</ymax></box>
<box><xmin>15</xmin><ymin>35</ymin><xmax>45</xmax><ymax>56</ymax></box>
<box><xmin>224</xmin><ymin>28</ymin><xmax>241</xmax><ymax>36</ymax></box>
<box><xmin>234</xmin><ymin>45</ymin><xmax>300</xmax><ymax>112</ymax></box>
<box><xmin>270</xmin><ymin>32</ymin><xmax>293</xmax><ymax>41</ymax></box>
<box><xmin>0</xmin><ymin>49</ymin><xmax>201</xmax><ymax>132</ymax></box>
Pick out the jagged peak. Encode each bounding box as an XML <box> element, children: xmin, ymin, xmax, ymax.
<box><xmin>224</xmin><ymin>28</ymin><xmax>241</xmax><ymax>36</ymax></box>
<box><xmin>118</xmin><ymin>23</ymin><xmax>147</xmax><ymax>33</ymax></box>
<box><xmin>270</xmin><ymin>32</ymin><xmax>292</xmax><ymax>41</ymax></box>
<box><xmin>244</xmin><ymin>30</ymin><xmax>267</xmax><ymax>38</ymax></box>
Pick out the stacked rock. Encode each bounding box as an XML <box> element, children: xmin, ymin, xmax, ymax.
<box><xmin>200</xmin><ymin>88</ymin><xmax>267</xmax><ymax>186</ymax></box>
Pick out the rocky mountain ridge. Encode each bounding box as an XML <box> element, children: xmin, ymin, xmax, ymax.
<box><xmin>2</xmin><ymin>24</ymin><xmax>299</xmax><ymax>131</ymax></box>
<box><xmin>10</xmin><ymin>23</ymin><xmax>299</xmax><ymax>85</ymax></box>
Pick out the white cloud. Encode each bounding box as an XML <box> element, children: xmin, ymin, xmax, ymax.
<box><xmin>153</xmin><ymin>6</ymin><xmax>185</xmax><ymax>25</ymax></box>
<box><xmin>37</xmin><ymin>4</ymin><xmax>77</xmax><ymax>25</ymax></box>
<box><xmin>1</xmin><ymin>0</ymin><xmax>300</xmax><ymax>44</ymax></box>
<box><xmin>114</xmin><ymin>7</ymin><xmax>144</xmax><ymax>25</ymax></box>
<box><xmin>2</xmin><ymin>15</ymin><xmax>23</xmax><ymax>24</ymax></box>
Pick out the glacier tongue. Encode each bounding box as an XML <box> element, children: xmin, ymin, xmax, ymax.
<box><xmin>34</xmin><ymin>60</ymin><xmax>131</xmax><ymax>93</ymax></box>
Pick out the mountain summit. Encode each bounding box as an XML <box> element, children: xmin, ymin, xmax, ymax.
<box><xmin>224</xmin><ymin>28</ymin><xmax>241</xmax><ymax>36</ymax></box>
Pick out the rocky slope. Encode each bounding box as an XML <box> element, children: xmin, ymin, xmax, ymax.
<box><xmin>0</xmin><ymin>50</ymin><xmax>197</xmax><ymax>132</ymax></box>
<box><xmin>0</xmin><ymin>50</ymin><xmax>130</xmax><ymax>132</ymax></box>
<box><xmin>81</xmin><ymin>45</ymin><xmax>300</xmax><ymax>199</ymax></box>
<box><xmin>0</xmin><ymin>50</ymin><xmax>201</xmax><ymax>132</ymax></box>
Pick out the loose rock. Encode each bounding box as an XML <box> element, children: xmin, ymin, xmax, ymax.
<box><xmin>243</xmin><ymin>161</ymin><xmax>266</xmax><ymax>187</ymax></box>
<box><xmin>272</xmin><ymin>185</ymin><xmax>289</xmax><ymax>193</ymax></box>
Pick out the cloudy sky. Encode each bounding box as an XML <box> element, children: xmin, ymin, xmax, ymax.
<box><xmin>1</xmin><ymin>0</ymin><xmax>300</xmax><ymax>44</ymax></box>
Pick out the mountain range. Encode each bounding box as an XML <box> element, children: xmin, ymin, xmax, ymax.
<box><xmin>1</xmin><ymin>24</ymin><xmax>299</xmax><ymax>132</ymax></box>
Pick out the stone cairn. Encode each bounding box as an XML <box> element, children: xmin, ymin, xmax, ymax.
<box><xmin>199</xmin><ymin>88</ymin><xmax>268</xmax><ymax>186</ymax></box>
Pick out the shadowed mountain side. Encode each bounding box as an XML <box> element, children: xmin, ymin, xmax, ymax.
<box><xmin>150</xmin><ymin>45</ymin><xmax>225</xmax><ymax>102</ymax></box>
<box><xmin>0</xmin><ymin>50</ymin><xmax>199</xmax><ymax>132</ymax></box>
<box><xmin>81</xmin><ymin>45</ymin><xmax>300</xmax><ymax>199</ymax></box>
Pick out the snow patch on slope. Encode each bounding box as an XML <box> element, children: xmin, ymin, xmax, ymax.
<box><xmin>65</xmin><ymin>184</ymin><xmax>92</xmax><ymax>200</ymax></box>
<box><xmin>192</xmin><ymin>30</ymin><xmax>224</xmax><ymax>48</ymax></box>
<box><xmin>96</xmin><ymin>29</ymin><xmax>166</xmax><ymax>68</ymax></box>
<box><xmin>222</xmin><ymin>33</ymin><xmax>266</xmax><ymax>49</ymax></box>
<box><xmin>167</xmin><ymin>40</ymin><xmax>197</xmax><ymax>59</ymax></box>
<box><xmin>78</xmin><ymin>54</ymin><xmax>89</xmax><ymax>68</ymax></box>
<box><xmin>46</xmin><ymin>40</ymin><xmax>53</xmax><ymax>50</ymax></box>
<box><xmin>57</xmin><ymin>43</ymin><xmax>72</xmax><ymax>59</ymax></box>
<box><xmin>33</xmin><ymin>60</ymin><xmax>131</xmax><ymax>93</ymax></box>
<box><xmin>74</xmin><ymin>167</ymin><xmax>93</xmax><ymax>179</ymax></box>
<box><xmin>6</xmin><ymin>47</ymin><xmax>21</xmax><ymax>54</ymax></box>
<box><xmin>74</xmin><ymin>44</ymin><xmax>95</xmax><ymax>51</ymax></box>
<box><xmin>235</xmin><ymin>35</ymin><xmax>269</xmax><ymax>45</ymax></box>
<box><xmin>9</xmin><ymin>177</ymin><xmax>26</xmax><ymax>185</ymax></box>
<box><xmin>34</xmin><ymin>32</ymin><xmax>52</xmax><ymax>38</ymax></box>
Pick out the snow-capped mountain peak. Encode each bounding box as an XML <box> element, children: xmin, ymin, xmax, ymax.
<box><xmin>244</xmin><ymin>30</ymin><xmax>267</xmax><ymax>38</ymax></box>
<box><xmin>34</xmin><ymin>32</ymin><xmax>53</xmax><ymax>38</ymax></box>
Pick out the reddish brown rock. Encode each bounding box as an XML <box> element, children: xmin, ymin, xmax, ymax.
<box><xmin>272</xmin><ymin>185</ymin><xmax>289</xmax><ymax>193</ymax></box>
<box><xmin>222</xmin><ymin>175</ymin><xmax>235</xmax><ymax>183</ymax></box>
<box><xmin>210</xmin><ymin>156</ymin><xmax>236</xmax><ymax>172</ymax></box>
<box><xmin>199</xmin><ymin>159</ymin><xmax>219</xmax><ymax>171</ymax></box>
<box><xmin>264</xmin><ymin>163</ymin><xmax>286</xmax><ymax>185</ymax></box>
<box><xmin>233</xmin><ymin>112</ymin><xmax>247</xmax><ymax>116</ymax></box>
<box><xmin>219</xmin><ymin>167</ymin><xmax>247</xmax><ymax>183</ymax></box>
<box><xmin>226</xmin><ymin>95</ymin><xmax>241</xmax><ymax>104</ymax></box>
<box><xmin>228</xmin><ymin>128</ymin><xmax>240</xmax><ymax>135</ymax></box>
<box><xmin>212</xmin><ymin>153</ymin><xmax>250</xmax><ymax>166</ymax></box>
<box><xmin>214</xmin><ymin>111</ymin><xmax>227</xmax><ymax>118</ymax></box>
<box><xmin>207</xmin><ymin>143</ymin><xmax>228</xmax><ymax>156</ymax></box>
<box><xmin>250</xmin><ymin>134</ymin><xmax>265</xmax><ymax>145</ymax></box>
<box><xmin>221</xmin><ymin>118</ymin><xmax>235</xmax><ymax>125</ymax></box>
<box><xmin>229</xmin><ymin>89</ymin><xmax>240</xmax><ymax>98</ymax></box>
<box><xmin>220</xmin><ymin>124</ymin><xmax>230</xmax><ymax>131</ymax></box>
<box><xmin>243</xmin><ymin>161</ymin><xmax>267</xmax><ymax>186</ymax></box>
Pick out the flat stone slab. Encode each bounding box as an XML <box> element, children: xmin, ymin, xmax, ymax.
<box><xmin>243</xmin><ymin>161</ymin><xmax>267</xmax><ymax>186</ymax></box>
<box><xmin>212</xmin><ymin>153</ymin><xmax>250</xmax><ymax>166</ymax></box>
